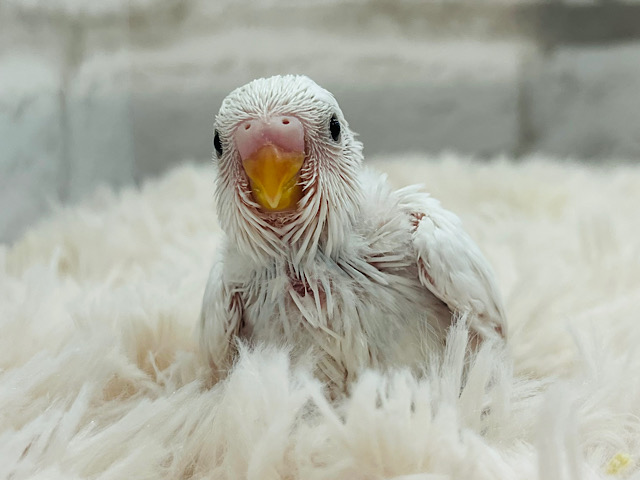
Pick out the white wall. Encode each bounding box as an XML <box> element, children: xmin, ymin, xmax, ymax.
<box><xmin>2</xmin><ymin>0</ymin><xmax>640</xmax><ymax>242</ymax></box>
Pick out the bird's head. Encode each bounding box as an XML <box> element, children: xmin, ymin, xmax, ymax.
<box><xmin>213</xmin><ymin>75</ymin><xmax>364</xmax><ymax>265</ymax></box>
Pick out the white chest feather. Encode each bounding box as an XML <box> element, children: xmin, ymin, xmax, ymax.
<box><xmin>224</xmin><ymin>208</ymin><xmax>450</xmax><ymax>387</ymax></box>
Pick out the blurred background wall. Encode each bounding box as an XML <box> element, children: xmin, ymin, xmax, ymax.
<box><xmin>2</xmin><ymin>0</ymin><xmax>640</xmax><ymax>243</ymax></box>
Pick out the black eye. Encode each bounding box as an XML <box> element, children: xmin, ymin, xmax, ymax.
<box><xmin>213</xmin><ymin>130</ymin><xmax>223</xmax><ymax>158</ymax></box>
<box><xmin>329</xmin><ymin>115</ymin><xmax>341</xmax><ymax>142</ymax></box>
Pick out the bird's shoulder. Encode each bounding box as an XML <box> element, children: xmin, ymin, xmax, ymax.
<box><xmin>357</xmin><ymin>166</ymin><xmax>445</xmax><ymax>239</ymax></box>
<box><xmin>358</xmin><ymin>166</ymin><xmax>506</xmax><ymax>325</ymax></box>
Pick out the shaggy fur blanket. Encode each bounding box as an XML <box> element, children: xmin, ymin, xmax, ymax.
<box><xmin>2</xmin><ymin>155</ymin><xmax>639</xmax><ymax>480</ymax></box>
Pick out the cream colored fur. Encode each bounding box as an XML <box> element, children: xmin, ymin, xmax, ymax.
<box><xmin>2</xmin><ymin>154</ymin><xmax>640</xmax><ymax>479</ymax></box>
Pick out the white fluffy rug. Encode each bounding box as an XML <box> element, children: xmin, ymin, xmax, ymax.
<box><xmin>2</xmin><ymin>154</ymin><xmax>640</xmax><ymax>480</ymax></box>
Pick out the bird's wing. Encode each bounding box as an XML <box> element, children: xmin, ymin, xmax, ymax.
<box><xmin>199</xmin><ymin>260</ymin><xmax>243</xmax><ymax>379</ymax></box>
<box><xmin>408</xmin><ymin>193</ymin><xmax>506</xmax><ymax>342</ymax></box>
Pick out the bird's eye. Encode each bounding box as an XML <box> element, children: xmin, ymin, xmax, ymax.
<box><xmin>214</xmin><ymin>130</ymin><xmax>223</xmax><ymax>158</ymax></box>
<box><xmin>329</xmin><ymin>115</ymin><xmax>341</xmax><ymax>142</ymax></box>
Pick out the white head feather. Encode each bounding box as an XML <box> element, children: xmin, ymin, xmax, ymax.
<box><xmin>213</xmin><ymin>75</ymin><xmax>364</xmax><ymax>267</ymax></box>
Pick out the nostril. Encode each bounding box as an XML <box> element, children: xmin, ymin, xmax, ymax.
<box><xmin>244</xmin><ymin>123</ymin><xmax>251</xmax><ymax>130</ymax></box>
<box><xmin>282</xmin><ymin>118</ymin><xmax>290</xmax><ymax>125</ymax></box>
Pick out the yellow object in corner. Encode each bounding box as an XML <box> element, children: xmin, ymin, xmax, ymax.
<box><xmin>606</xmin><ymin>452</ymin><xmax>632</xmax><ymax>475</ymax></box>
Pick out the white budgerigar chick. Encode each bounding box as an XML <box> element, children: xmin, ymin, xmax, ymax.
<box><xmin>200</xmin><ymin>75</ymin><xmax>506</xmax><ymax>391</ymax></box>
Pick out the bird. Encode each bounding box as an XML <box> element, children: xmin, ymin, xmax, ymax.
<box><xmin>199</xmin><ymin>75</ymin><xmax>506</xmax><ymax>392</ymax></box>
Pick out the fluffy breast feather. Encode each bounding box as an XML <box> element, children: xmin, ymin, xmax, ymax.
<box><xmin>221</xmin><ymin>170</ymin><xmax>451</xmax><ymax>388</ymax></box>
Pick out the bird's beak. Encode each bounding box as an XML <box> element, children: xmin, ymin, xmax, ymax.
<box><xmin>234</xmin><ymin>116</ymin><xmax>306</xmax><ymax>211</ymax></box>
<box><xmin>241</xmin><ymin>145</ymin><xmax>304</xmax><ymax>211</ymax></box>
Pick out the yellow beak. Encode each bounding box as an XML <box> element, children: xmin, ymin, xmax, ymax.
<box><xmin>241</xmin><ymin>144</ymin><xmax>305</xmax><ymax>211</ymax></box>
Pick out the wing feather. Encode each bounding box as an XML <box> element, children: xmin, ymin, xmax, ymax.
<box><xmin>410</xmin><ymin>197</ymin><xmax>507</xmax><ymax>342</ymax></box>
